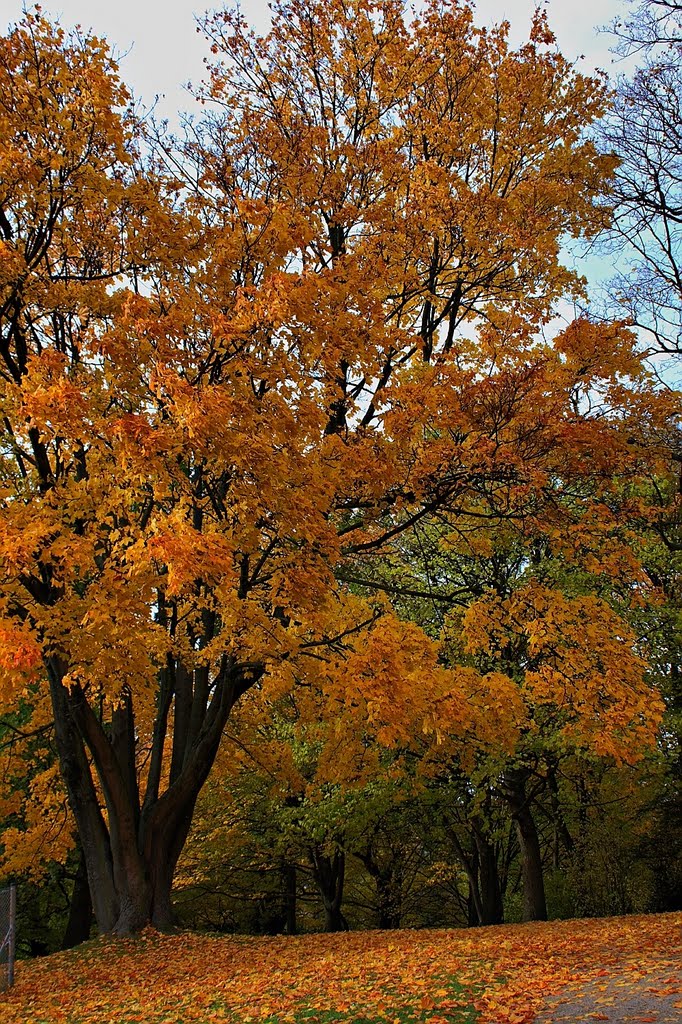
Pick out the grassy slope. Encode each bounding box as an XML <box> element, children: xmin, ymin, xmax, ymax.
<box><xmin>1</xmin><ymin>912</ymin><xmax>680</xmax><ymax>1024</ymax></box>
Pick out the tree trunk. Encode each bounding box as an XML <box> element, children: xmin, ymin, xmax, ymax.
<box><xmin>466</xmin><ymin>841</ymin><xmax>482</xmax><ymax>926</ymax></box>
<box><xmin>515</xmin><ymin>804</ymin><xmax>548</xmax><ymax>922</ymax></box>
<box><xmin>48</xmin><ymin>654</ymin><xmax>261</xmax><ymax>935</ymax></box>
<box><xmin>48</xmin><ymin>662</ymin><xmax>120</xmax><ymax>932</ymax></box>
<box><xmin>61</xmin><ymin>848</ymin><xmax>92</xmax><ymax>949</ymax></box>
<box><xmin>284</xmin><ymin>863</ymin><xmax>297</xmax><ymax>935</ymax></box>
<box><xmin>547</xmin><ymin>762</ymin><xmax>574</xmax><ymax>867</ymax></box>
<box><xmin>503</xmin><ymin>771</ymin><xmax>548</xmax><ymax>922</ymax></box>
<box><xmin>375</xmin><ymin>872</ymin><xmax>402</xmax><ymax>929</ymax></box>
<box><xmin>444</xmin><ymin>821</ymin><xmax>498</xmax><ymax>926</ymax></box>
<box><xmin>310</xmin><ymin>847</ymin><xmax>347</xmax><ymax>932</ymax></box>
<box><xmin>458</xmin><ymin>825</ymin><xmax>504</xmax><ymax>926</ymax></box>
<box><xmin>473</xmin><ymin>824</ymin><xmax>504</xmax><ymax>925</ymax></box>
<box><xmin>324</xmin><ymin>902</ymin><xmax>346</xmax><ymax>932</ymax></box>
<box><xmin>357</xmin><ymin>844</ymin><xmax>402</xmax><ymax>929</ymax></box>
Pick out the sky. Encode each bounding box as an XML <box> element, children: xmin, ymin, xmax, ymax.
<box><xmin>0</xmin><ymin>0</ymin><xmax>635</xmax><ymax>122</ymax></box>
<box><xmin>0</xmin><ymin>0</ymin><xmax>637</xmax><ymax>312</ymax></box>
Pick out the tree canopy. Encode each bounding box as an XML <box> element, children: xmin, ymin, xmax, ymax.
<box><xmin>0</xmin><ymin>0</ymin><xmax>678</xmax><ymax>936</ymax></box>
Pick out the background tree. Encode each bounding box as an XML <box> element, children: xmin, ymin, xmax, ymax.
<box><xmin>0</xmin><ymin>706</ymin><xmax>89</xmax><ymax>954</ymax></box>
<box><xmin>600</xmin><ymin>0</ymin><xmax>682</xmax><ymax>355</ymax></box>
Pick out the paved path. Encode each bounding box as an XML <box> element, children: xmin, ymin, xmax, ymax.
<box><xmin>535</xmin><ymin>967</ymin><xmax>682</xmax><ymax>1023</ymax></box>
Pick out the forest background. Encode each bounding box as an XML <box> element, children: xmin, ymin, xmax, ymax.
<box><xmin>0</xmin><ymin>0</ymin><xmax>680</xmax><ymax>953</ymax></box>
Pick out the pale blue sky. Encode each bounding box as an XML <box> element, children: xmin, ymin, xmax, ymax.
<box><xmin>0</xmin><ymin>1</ymin><xmax>634</xmax><ymax>121</ymax></box>
<box><xmin>0</xmin><ymin>0</ymin><xmax>638</xmax><ymax>319</ymax></box>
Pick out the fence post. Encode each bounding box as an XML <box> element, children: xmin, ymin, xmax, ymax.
<box><xmin>7</xmin><ymin>884</ymin><xmax>15</xmax><ymax>988</ymax></box>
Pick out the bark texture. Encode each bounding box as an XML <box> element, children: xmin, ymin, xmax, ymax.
<box><xmin>49</xmin><ymin>655</ymin><xmax>262</xmax><ymax>934</ymax></box>
<box><xmin>503</xmin><ymin>770</ymin><xmax>548</xmax><ymax>922</ymax></box>
<box><xmin>310</xmin><ymin>846</ymin><xmax>348</xmax><ymax>932</ymax></box>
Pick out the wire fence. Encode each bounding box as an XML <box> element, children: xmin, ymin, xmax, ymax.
<box><xmin>0</xmin><ymin>884</ymin><xmax>16</xmax><ymax>992</ymax></box>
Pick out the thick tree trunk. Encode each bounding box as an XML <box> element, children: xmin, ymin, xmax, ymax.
<box><xmin>375</xmin><ymin>873</ymin><xmax>402</xmax><ymax>930</ymax></box>
<box><xmin>48</xmin><ymin>655</ymin><xmax>261</xmax><ymax>935</ymax></box>
<box><xmin>61</xmin><ymin>848</ymin><xmax>92</xmax><ymax>949</ymax></box>
<box><xmin>515</xmin><ymin>806</ymin><xmax>548</xmax><ymax>922</ymax></box>
<box><xmin>310</xmin><ymin>847</ymin><xmax>347</xmax><ymax>932</ymax></box>
<box><xmin>48</xmin><ymin>662</ymin><xmax>120</xmax><ymax>932</ymax></box>
<box><xmin>503</xmin><ymin>771</ymin><xmax>548</xmax><ymax>922</ymax></box>
<box><xmin>324</xmin><ymin>903</ymin><xmax>346</xmax><ymax>932</ymax></box>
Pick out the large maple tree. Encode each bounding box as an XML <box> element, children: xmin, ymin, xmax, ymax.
<box><xmin>0</xmin><ymin>0</ymin><xmax>674</xmax><ymax>933</ymax></box>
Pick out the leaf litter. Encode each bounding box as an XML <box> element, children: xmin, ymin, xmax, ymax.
<box><xmin>0</xmin><ymin>912</ymin><xmax>679</xmax><ymax>1024</ymax></box>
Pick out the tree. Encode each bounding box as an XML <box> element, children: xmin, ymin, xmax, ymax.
<box><xmin>600</xmin><ymin>0</ymin><xmax>682</xmax><ymax>354</ymax></box>
<box><xmin>610</xmin><ymin>0</ymin><xmax>682</xmax><ymax>52</ymax></box>
<box><xmin>0</xmin><ymin>704</ymin><xmax>88</xmax><ymax>953</ymax></box>
<box><xmin>361</xmin><ymin>426</ymin><xmax>672</xmax><ymax>922</ymax></box>
<box><xmin>0</xmin><ymin>1</ymin><xmax>672</xmax><ymax>935</ymax></box>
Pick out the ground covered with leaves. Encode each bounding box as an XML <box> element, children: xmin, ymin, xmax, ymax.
<box><xmin>2</xmin><ymin>913</ymin><xmax>680</xmax><ymax>1024</ymax></box>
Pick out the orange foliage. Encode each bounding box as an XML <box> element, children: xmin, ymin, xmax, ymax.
<box><xmin>0</xmin><ymin>913</ymin><xmax>680</xmax><ymax>1024</ymax></box>
<box><xmin>0</xmin><ymin>1</ymin><xmax>678</xmax><ymax>927</ymax></box>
